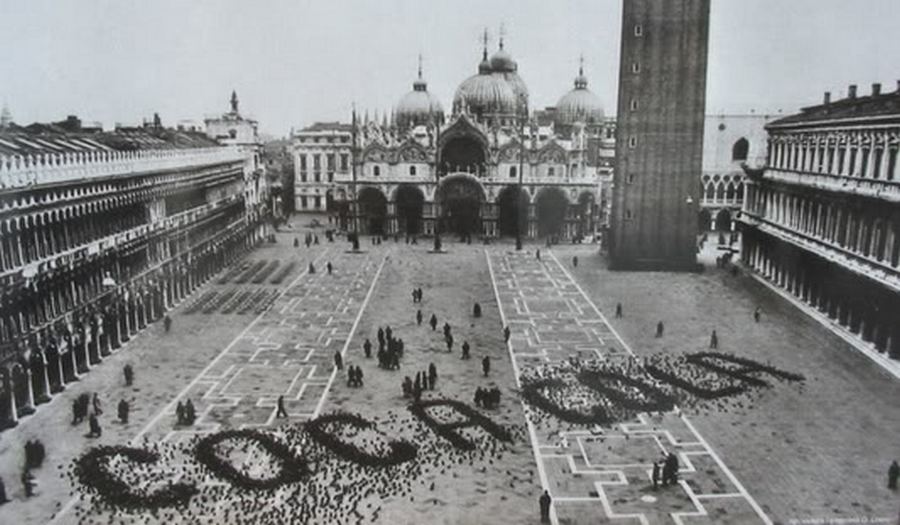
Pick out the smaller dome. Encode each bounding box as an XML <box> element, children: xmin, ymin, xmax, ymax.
<box><xmin>555</xmin><ymin>65</ymin><xmax>604</xmax><ymax>126</ymax></box>
<box><xmin>489</xmin><ymin>49</ymin><xmax>516</xmax><ymax>72</ymax></box>
<box><xmin>395</xmin><ymin>66</ymin><xmax>443</xmax><ymax>128</ymax></box>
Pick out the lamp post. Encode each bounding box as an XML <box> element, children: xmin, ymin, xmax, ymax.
<box><xmin>515</xmin><ymin>114</ymin><xmax>527</xmax><ymax>250</ymax></box>
<box><xmin>433</xmin><ymin>114</ymin><xmax>442</xmax><ymax>252</ymax></box>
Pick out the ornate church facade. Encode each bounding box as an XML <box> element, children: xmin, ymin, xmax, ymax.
<box><xmin>294</xmin><ymin>37</ymin><xmax>614</xmax><ymax>241</ymax></box>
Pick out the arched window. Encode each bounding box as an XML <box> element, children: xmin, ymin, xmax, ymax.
<box><xmin>732</xmin><ymin>138</ymin><xmax>749</xmax><ymax>161</ymax></box>
<box><xmin>409</xmin><ymin>166</ymin><xmax>416</xmax><ymax>176</ymax></box>
<box><xmin>509</xmin><ymin>166</ymin><xmax>517</xmax><ymax>178</ymax></box>
<box><xmin>373</xmin><ymin>165</ymin><xmax>380</xmax><ymax>176</ymax></box>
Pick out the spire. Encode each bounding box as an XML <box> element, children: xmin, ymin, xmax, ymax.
<box><xmin>230</xmin><ymin>90</ymin><xmax>239</xmax><ymax>113</ymax></box>
<box><xmin>482</xmin><ymin>28</ymin><xmax>489</xmax><ymax>61</ymax></box>
<box><xmin>417</xmin><ymin>53</ymin><xmax>423</xmax><ymax>80</ymax></box>
<box><xmin>499</xmin><ymin>23</ymin><xmax>506</xmax><ymax>50</ymax></box>
<box><xmin>574</xmin><ymin>55</ymin><xmax>588</xmax><ymax>89</ymax></box>
<box><xmin>579</xmin><ymin>54</ymin><xmax>584</xmax><ymax>76</ymax></box>
<box><xmin>0</xmin><ymin>102</ymin><xmax>12</xmax><ymax>129</ymax></box>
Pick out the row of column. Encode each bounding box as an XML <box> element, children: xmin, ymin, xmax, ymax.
<box><xmin>743</xmin><ymin>230</ymin><xmax>900</xmax><ymax>358</ymax></box>
<box><xmin>769</xmin><ymin>134</ymin><xmax>899</xmax><ymax>181</ymax></box>
<box><xmin>745</xmin><ymin>182</ymin><xmax>900</xmax><ymax>268</ymax></box>
<box><xmin>0</xmin><ymin>216</ymin><xmax>264</xmax><ymax>427</ymax></box>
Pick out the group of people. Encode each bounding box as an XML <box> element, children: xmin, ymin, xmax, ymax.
<box><xmin>410</xmin><ymin>287</ymin><xmax>424</xmax><ymax>303</ymax></box>
<box><xmin>293</xmin><ymin>232</ymin><xmax>319</xmax><ymax>248</ymax></box>
<box><xmin>72</xmin><ymin>392</ymin><xmax>104</xmax><ymax>438</ymax></box>
<box><xmin>651</xmin><ymin>452</ymin><xmax>680</xmax><ymax>489</ymax></box>
<box><xmin>176</xmin><ymin>399</ymin><xmax>197</xmax><ymax>426</ymax></box>
<box><xmin>473</xmin><ymin>386</ymin><xmax>501</xmax><ymax>408</ymax></box>
<box><xmin>401</xmin><ymin>363</ymin><xmax>438</xmax><ymax>402</ymax></box>
<box><xmin>346</xmin><ymin>365</ymin><xmax>364</xmax><ymax>387</ymax></box>
<box><xmin>375</xmin><ymin>325</ymin><xmax>405</xmax><ymax>370</ymax></box>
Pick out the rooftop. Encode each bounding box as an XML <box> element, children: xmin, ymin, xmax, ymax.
<box><xmin>768</xmin><ymin>82</ymin><xmax>900</xmax><ymax>128</ymax></box>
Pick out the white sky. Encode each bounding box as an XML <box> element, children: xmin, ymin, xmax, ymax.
<box><xmin>0</xmin><ymin>0</ymin><xmax>898</xmax><ymax>136</ymax></box>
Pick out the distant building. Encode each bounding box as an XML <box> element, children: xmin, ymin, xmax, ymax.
<box><xmin>740</xmin><ymin>81</ymin><xmax>900</xmax><ymax>359</ymax></box>
<box><xmin>700</xmin><ymin>114</ymin><xmax>777</xmax><ymax>232</ymax></box>
<box><xmin>205</xmin><ymin>91</ymin><xmax>268</xmax><ymax>226</ymax></box>
<box><xmin>293</xmin><ymin>39</ymin><xmax>613</xmax><ymax>240</ymax></box>
<box><xmin>609</xmin><ymin>0</ymin><xmax>711</xmax><ymax>270</ymax></box>
<box><xmin>290</xmin><ymin>122</ymin><xmax>353</xmax><ymax>214</ymax></box>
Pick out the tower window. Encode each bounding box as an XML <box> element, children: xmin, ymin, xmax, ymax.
<box><xmin>373</xmin><ymin>165</ymin><xmax>380</xmax><ymax>176</ymax></box>
<box><xmin>626</xmin><ymin>173</ymin><xmax>636</xmax><ymax>184</ymax></box>
<box><xmin>548</xmin><ymin>167</ymin><xmax>555</xmax><ymax>177</ymax></box>
<box><xmin>634</xmin><ymin>24</ymin><xmax>643</xmax><ymax>37</ymax></box>
<box><xmin>625</xmin><ymin>209</ymin><xmax>633</xmax><ymax>220</ymax></box>
<box><xmin>732</xmin><ymin>138</ymin><xmax>749</xmax><ymax>161</ymax></box>
<box><xmin>509</xmin><ymin>166</ymin><xmax>517</xmax><ymax>178</ymax></box>
<box><xmin>628</xmin><ymin>136</ymin><xmax>637</xmax><ymax>149</ymax></box>
<box><xmin>409</xmin><ymin>166</ymin><xmax>416</xmax><ymax>176</ymax></box>
<box><xmin>630</xmin><ymin>98</ymin><xmax>639</xmax><ymax>111</ymax></box>
<box><xmin>631</xmin><ymin>62</ymin><xmax>640</xmax><ymax>74</ymax></box>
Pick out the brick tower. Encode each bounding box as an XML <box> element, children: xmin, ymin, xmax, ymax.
<box><xmin>609</xmin><ymin>0</ymin><xmax>711</xmax><ymax>270</ymax></box>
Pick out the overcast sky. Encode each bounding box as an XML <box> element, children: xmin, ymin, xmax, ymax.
<box><xmin>1</xmin><ymin>0</ymin><xmax>898</xmax><ymax>136</ymax></box>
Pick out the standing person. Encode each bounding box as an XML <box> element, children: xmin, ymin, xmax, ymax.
<box><xmin>293</xmin><ymin>237</ymin><xmax>299</xmax><ymax>248</ymax></box>
<box><xmin>651</xmin><ymin>462</ymin><xmax>660</xmax><ymax>490</ymax></box>
<box><xmin>124</xmin><ymin>364</ymin><xmax>134</xmax><ymax>386</ymax></box>
<box><xmin>276</xmin><ymin>395</ymin><xmax>288</xmax><ymax>418</ymax></box>
<box><xmin>416</xmin><ymin>310</ymin><xmax>423</xmax><ymax>326</ymax></box>
<box><xmin>473</xmin><ymin>303</ymin><xmax>482</xmax><ymax>318</ymax></box>
<box><xmin>117</xmin><ymin>399</ymin><xmax>129</xmax><ymax>424</ymax></box>
<box><xmin>536</xmin><ymin>249</ymin><xmax>541</xmax><ymax>260</ymax></box>
<box><xmin>615</xmin><ymin>303</ymin><xmax>623</xmax><ymax>318</ymax></box>
<box><xmin>461</xmin><ymin>340</ymin><xmax>471</xmax><ymax>360</ymax></box>
<box><xmin>538</xmin><ymin>490</ymin><xmax>552</xmax><ymax>523</ymax></box>
<box><xmin>88</xmin><ymin>413</ymin><xmax>102</xmax><ymax>438</ymax></box>
<box><xmin>709</xmin><ymin>330</ymin><xmax>718</xmax><ymax>349</ymax></box>
<box><xmin>326</xmin><ymin>262</ymin><xmax>333</xmax><ymax>275</ymax></box>
<box><xmin>503</xmin><ymin>326</ymin><xmax>510</xmax><ymax>343</ymax></box>
<box><xmin>164</xmin><ymin>314</ymin><xmax>172</xmax><ymax>333</ymax></box>
<box><xmin>753</xmin><ymin>307</ymin><xmax>761</xmax><ymax>323</ymax></box>
<box><xmin>411</xmin><ymin>289</ymin><xmax>418</xmax><ymax>303</ymax></box>
<box><xmin>888</xmin><ymin>460</ymin><xmax>899</xmax><ymax>490</ymax></box>
<box><xmin>71</xmin><ymin>399</ymin><xmax>81</xmax><ymax>425</ymax></box>
<box><xmin>92</xmin><ymin>393</ymin><xmax>103</xmax><ymax>416</ymax></box>
<box><xmin>363</xmin><ymin>339</ymin><xmax>372</xmax><ymax>358</ymax></box>
<box><xmin>308</xmin><ymin>262</ymin><xmax>316</xmax><ymax>274</ymax></box>
<box><xmin>334</xmin><ymin>351</ymin><xmax>343</xmax><ymax>371</ymax></box>
<box><xmin>572</xmin><ymin>256</ymin><xmax>578</xmax><ymax>268</ymax></box>
<box><xmin>656</xmin><ymin>321</ymin><xmax>665</xmax><ymax>338</ymax></box>
<box><xmin>429</xmin><ymin>314</ymin><xmax>438</xmax><ymax>331</ymax></box>
<box><xmin>428</xmin><ymin>363</ymin><xmax>437</xmax><ymax>390</ymax></box>
<box><xmin>482</xmin><ymin>356</ymin><xmax>491</xmax><ymax>377</ymax></box>
<box><xmin>445</xmin><ymin>333</ymin><xmax>454</xmax><ymax>352</ymax></box>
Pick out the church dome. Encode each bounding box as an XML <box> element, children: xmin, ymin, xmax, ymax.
<box><xmin>495</xmin><ymin>71</ymin><xmax>529</xmax><ymax>115</ymax></box>
<box><xmin>555</xmin><ymin>64</ymin><xmax>604</xmax><ymax>126</ymax></box>
<box><xmin>453</xmin><ymin>72</ymin><xmax>518</xmax><ymax>118</ymax></box>
<box><xmin>395</xmin><ymin>66</ymin><xmax>444</xmax><ymax>129</ymax></box>
<box><xmin>489</xmin><ymin>49</ymin><xmax>516</xmax><ymax>73</ymax></box>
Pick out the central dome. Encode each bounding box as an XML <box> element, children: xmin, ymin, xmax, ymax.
<box><xmin>395</xmin><ymin>63</ymin><xmax>444</xmax><ymax>129</ymax></box>
<box><xmin>453</xmin><ymin>73</ymin><xmax>518</xmax><ymax>118</ymax></box>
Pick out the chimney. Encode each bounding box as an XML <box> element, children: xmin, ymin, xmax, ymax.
<box><xmin>848</xmin><ymin>84</ymin><xmax>857</xmax><ymax>99</ymax></box>
<box><xmin>872</xmin><ymin>83</ymin><xmax>881</xmax><ymax>96</ymax></box>
<box><xmin>823</xmin><ymin>92</ymin><xmax>831</xmax><ymax>105</ymax></box>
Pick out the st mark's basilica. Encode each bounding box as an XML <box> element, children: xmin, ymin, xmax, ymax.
<box><xmin>293</xmin><ymin>35</ymin><xmax>615</xmax><ymax>241</ymax></box>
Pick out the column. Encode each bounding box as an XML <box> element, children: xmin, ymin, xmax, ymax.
<box><xmin>39</xmin><ymin>356</ymin><xmax>51</xmax><ymax>401</ymax></box>
<box><xmin>6</xmin><ymin>378</ymin><xmax>17</xmax><ymax>424</ymax></box>
<box><xmin>24</xmin><ymin>369</ymin><xmax>35</xmax><ymax>410</ymax></box>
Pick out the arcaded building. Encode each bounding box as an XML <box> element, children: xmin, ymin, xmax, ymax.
<box><xmin>609</xmin><ymin>0</ymin><xmax>711</xmax><ymax>270</ymax></box>
<box><xmin>294</xmin><ymin>39</ymin><xmax>614</xmax><ymax>240</ymax></box>
<box><xmin>0</xmin><ymin>107</ymin><xmax>269</xmax><ymax>427</ymax></box>
<box><xmin>740</xmin><ymin>82</ymin><xmax>900</xmax><ymax>359</ymax></box>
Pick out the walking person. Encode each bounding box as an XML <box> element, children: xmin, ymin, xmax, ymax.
<box><xmin>363</xmin><ymin>338</ymin><xmax>372</xmax><ymax>358</ymax></box>
<box><xmin>326</xmin><ymin>262</ymin><xmax>333</xmax><ymax>275</ymax></box>
<box><xmin>429</xmin><ymin>314</ymin><xmax>438</xmax><ymax>331</ymax></box>
<box><xmin>503</xmin><ymin>325</ymin><xmax>510</xmax><ymax>343</ymax></box>
<box><xmin>276</xmin><ymin>395</ymin><xmax>288</xmax><ymax>418</ymax></box>
<box><xmin>572</xmin><ymin>256</ymin><xmax>578</xmax><ymax>268</ymax></box>
<box><xmin>656</xmin><ymin>321</ymin><xmax>664</xmax><ymax>338</ymax></box>
<box><xmin>416</xmin><ymin>310</ymin><xmax>423</xmax><ymax>326</ymax></box>
<box><xmin>709</xmin><ymin>330</ymin><xmax>718</xmax><ymax>349</ymax></box>
<box><xmin>334</xmin><ymin>351</ymin><xmax>343</xmax><ymax>370</ymax></box>
<box><xmin>117</xmin><ymin>399</ymin><xmax>129</xmax><ymax>424</ymax></box>
<box><xmin>482</xmin><ymin>356</ymin><xmax>491</xmax><ymax>377</ymax></box>
<box><xmin>123</xmin><ymin>364</ymin><xmax>134</xmax><ymax>386</ymax></box>
<box><xmin>615</xmin><ymin>303</ymin><xmax>623</xmax><ymax>318</ymax></box>
<box><xmin>753</xmin><ymin>307</ymin><xmax>761</xmax><ymax>323</ymax></box>
<box><xmin>164</xmin><ymin>314</ymin><xmax>172</xmax><ymax>333</ymax></box>
<box><xmin>652</xmin><ymin>461</ymin><xmax>660</xmax><ymax>490</ymax></box>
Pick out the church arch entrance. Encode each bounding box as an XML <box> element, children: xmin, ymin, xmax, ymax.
<box><xmin>358</xmin><ymin>187</ymin><xmax>388</xmax><ymax>235</ymax></box>
<box><xmin>576</xmin><ymin>192</ymin><xmax>595</xmax><ymax>238</ymax></box>
<box><xmin>436</xmin><ymin>175</ymin><xmax>485</xmax><ymax>238</ymax></box>
<box><xmin>496</xmin><ymin>186</ymin><xmax>529</xmax><ymax>237</ymax></box>
<box><xmin>394</xmin><ymin>184</ymin><xmax>425</xmax><ymax>235</ymax></box>
<box><xmin>535</xmin><ymin>187</ymin><xmax>569</xmax><ymax>238</ymax></box>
